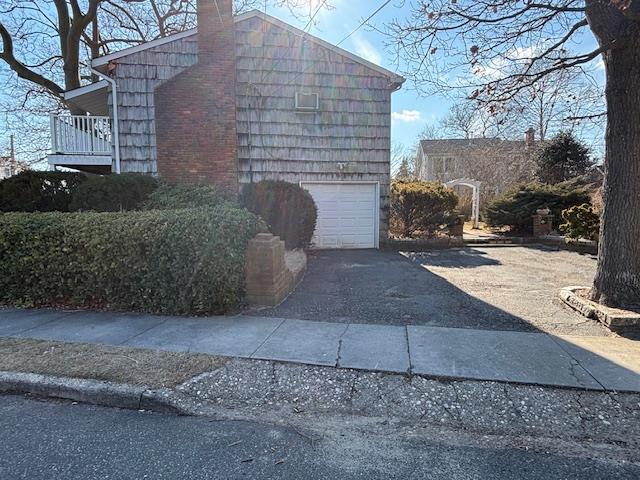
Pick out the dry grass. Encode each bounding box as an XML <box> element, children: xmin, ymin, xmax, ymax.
<box><xmin>0</xmin><ymin>338</ymin><xmax>227</xmax><ymax>388</ymax></box>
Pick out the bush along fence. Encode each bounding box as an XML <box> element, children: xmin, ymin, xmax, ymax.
<box><xmin>0</xmin><ymin>206</ymin><xmax>265</xmax><ymax>315</ymax></box>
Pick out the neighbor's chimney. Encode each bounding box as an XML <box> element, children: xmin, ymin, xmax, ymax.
<box><xmin>525</xmin><ymin>127</ymin><xmax>535</xmax><ymax>147</ymax></box>
<box><xmin>154</xmin><ymin>0</ymin><xmax>238</xmax><ymax>191</ymax></box>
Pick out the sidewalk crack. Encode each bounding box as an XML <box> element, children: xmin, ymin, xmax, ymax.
<box><xmin>404</xmin><ymin>325</ymin><xmax>412</xmax><ymax>377</ymax></box>
<box><xmin>335</xmin><ymin>324</ymin><xmax>350</xmax><ymax>368</ymax></box>
<box><xmin>547</xmin><ymin>334</ymin><xmax>607</xmax><ymax>390</ymax></box>
<box><xmin>10</xmin><ymin>311</ymin><xmax>74</xmax><ymax>336</ymax></box>
<box><xmin>117</xmin><ymin>318</ymin><xmax>169</xmax><ymax>346</ymax></box>
<box><xmin>249</xmin><ymin>317</ymin><xmax>287</xmax><ymax>358</ymax></box>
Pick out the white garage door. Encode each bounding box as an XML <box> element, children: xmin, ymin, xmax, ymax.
<box><xmin>302</xmin><ymin>182</ymin><xmax>378</xmax><ymax>249</ymax></box>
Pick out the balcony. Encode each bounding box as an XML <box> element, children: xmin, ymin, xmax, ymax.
<box><xmin>47</xmin><ymin>114</ymin><xmax>113</xmax><ymax>173</ymax></box>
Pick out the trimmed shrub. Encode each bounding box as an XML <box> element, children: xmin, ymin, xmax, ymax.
<box><xmin>0</xmin><ymin>206</ymin><xmax>265</xmax><ymax>315</ymax></box>
<box><xmin>241</xmin><ymin>180</ymin><xmax>317</xmax><ymax>248</ymax></box>
<box><xmin>560</xmin><ymin>203</ymin><xmax>600</xmax><ymax>241</ymax></box>
<box><xmin>143</xmin><ymin>183</ymin><xmax>231</xmax><ymax>210</ymax></box>
<box><xmin>390</xmin><ymin>180</ymin><xmax>459</xmax><ymax>238</ymax></box>
<box><xmin>483</xmin><ymin>182</ymin><xmax>591</xmax><ymax>232</ymax></box>
<box><xmin>0</xmin><ymin>171</ymin><xmax>86</xmax><ymax>212</ymax></box>
<box><xmin>69</xmin><ymin>173</ymin><xmax>158</xmax><ymax>212</ymax></box>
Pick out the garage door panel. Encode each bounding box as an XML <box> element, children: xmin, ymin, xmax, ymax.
<box><xmin>302</xmin><ymin>182</ymin><xmax>377</xmax><ymax>249</ymax></box>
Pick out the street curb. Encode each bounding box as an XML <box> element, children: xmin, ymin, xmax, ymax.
<box><xmin>559</xmin><ymin>287</ymin><xmax>640</xmax><ymax>333</ymax></box>
<box><xmin>0</xmin><ymin>371</ymin><xmax>189</xmax><ymax>414</ymax></box>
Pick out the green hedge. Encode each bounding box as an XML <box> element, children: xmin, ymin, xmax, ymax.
<box><xmin>143</xmin><ymin>183</ymin><xmax>231</xmax><ymax>210</ymax></box>
<box><xmin>0</xmin><ymin>171</ymin><xmax>86</xmax><ymax>212</ymax></box>
<box><xmin>0</xmin><ymin>206</ymin><xmax>265</xmax><ymax>314</ymax></box>
<box><xmin>241</xmin><ymin>180</ymin><xmax>317</xmax><ymax>249</ymax></box>
<box><xmin>69</xmin><ymin>173</ymin><xmax>159</xmax><ymax>212</ymax></box>
<box><xmin>483</xmin><ymin>182</ymin><xmax>591</xmax><ymax>232</ymax></box>
<box><xmin>390</xmin><ymin>180</ymin><xmax>459</xmax><ymax>238</ymax></box>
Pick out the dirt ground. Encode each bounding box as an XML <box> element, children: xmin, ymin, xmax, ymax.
<box><xmin>0</xmin><ymin>338</ymin><xmax>226</xmax><ymax>388</ymax></box>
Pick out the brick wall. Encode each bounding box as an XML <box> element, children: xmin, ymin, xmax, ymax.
<box><xmin>245</xmin><ymin>233</ymin><xmax>294</xmax><ymax>307</ymax></box>
<box><xmin>532</xmin><ymin>214</ymin><xmax>554</xmax><ymax>237</ymax></box>
<box><xmin>154</xmin><ymin>0</ymin><xmax>238</xmax><ymax>191</ymax></box>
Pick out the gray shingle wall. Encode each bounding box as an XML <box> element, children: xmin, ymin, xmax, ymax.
<box><xmin>110</xmin><ymin>15</ymin><xmax>394</xmax><ymax>232</ymax></box>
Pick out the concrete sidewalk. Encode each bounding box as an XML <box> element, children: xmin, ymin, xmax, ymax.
<box><xmin>1</xmin><ymin>308</ymin><xmax>638</xmax><ymax>392</ymax></box>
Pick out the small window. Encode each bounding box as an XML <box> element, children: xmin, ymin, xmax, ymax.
<box><xmin>444</xmin><ymin>156</ymin><xmax>456</xmax><ymax>173</ymax></box>
<box><xmin>295</xmin><ymin>92</ymin><xmax>319</xmax><ymax>110</ymax></box>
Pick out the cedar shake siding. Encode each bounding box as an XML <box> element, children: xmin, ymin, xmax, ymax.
<box><xmin>154</xmin><ymin>0</ymin><xmax>238</xmax><ymax>189</ymax></box>
<box><xmin>106</xmin><ymin>10</ymin><xmax>402</xmax><ymax>234</ymax></box>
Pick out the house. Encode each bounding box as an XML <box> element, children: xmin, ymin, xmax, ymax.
<box><xmin>1</xmin><ymin>135</ymin><xmax>25</xmax><ymax>180</ymax></box>
<box><xmin>47</xmin><ymin>0</ymin><xmax>404</xmax><ymax>249</ymax></box>
<box><xmin>415</xmin><ymin>128</ymin><xmax>537</xmax><ymax>197</ymax></box>
<box><xmin>0</xmin><ymin>156</ymin><xmax>23</xmax><ymax>180</ymax></box>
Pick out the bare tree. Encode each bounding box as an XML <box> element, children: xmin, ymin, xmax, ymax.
<box><xmin>389</xmin><ymin>1</ymin><xmax>640</xmax><ymax>308</ymax></box>
<box><xmin>418</xmin><ymin>123</ymin><xmax>444</xmax><ymax>141</ymax></box>
<box><xmin>502</xmin><ymin>67</ymin><xmax>605</xmax><ymax>142</ymax></box>
<box><xmin>438</xmin><ymin>71</ymin><xmax>605</xmax><ymax>143</ymax></box>
<box><xmin>0</xmin><ymin>0</ymin><xmax>331</xmax><ymax>164</ymax></box>
<box><xmin>440</xmin><ymin>103</ymin><xmax>477</xmax><ymax>139</ymax></box>
<box><xmin>391</xmin><ymin>142</ymin><xmax>412</xmax><ymax>176</ymax></box>
<box><xmin>439</xmin><ymin>101</ymin><xmax>504</xmax><ymax>139</ymax></box>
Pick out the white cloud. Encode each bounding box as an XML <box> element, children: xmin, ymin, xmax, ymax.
<box><xmin>351</xmin><ymin>33</ymin><xmax>382</xmax><ymax>65</ymax></box>
<box><xmin>473</xmin><ymin>45</ymin><xmax>539</xmax><ymax>80</ymax></box>
<box><xmin>392</xmin><ymin>110</ymin><xmax>422</xmax><ymax>122</ymax></box>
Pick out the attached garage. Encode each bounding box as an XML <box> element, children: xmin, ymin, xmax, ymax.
<box><xmin>301</xmin><ymin>182</ymin><xmax>379</xmax><ymax>249</ymax></box>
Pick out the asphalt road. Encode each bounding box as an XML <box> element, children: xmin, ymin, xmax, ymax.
<box><xmin>1</xmin><ymin>394</ymin><xmax>637</xmax><ymax>479</ymax></box>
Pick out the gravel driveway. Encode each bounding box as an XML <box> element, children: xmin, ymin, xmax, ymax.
<box><xmin>251</xmin><ymin>246</ymin><xmax>608</xmax><ymax>336</ymax></box>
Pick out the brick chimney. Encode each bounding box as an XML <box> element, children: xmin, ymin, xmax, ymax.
<box><xmin>525</xmin><ymin>127</ymin><xmax>535</xmax><ymax>147</ymax></box>
<box><xmin>154</xmin><ymin>0</ymin><xmax>238</xmax><ymax>191</ymax></box>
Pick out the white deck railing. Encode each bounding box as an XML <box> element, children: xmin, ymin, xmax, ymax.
<box><xmin>50</xmin><ymin>114</ymin><xmax>112</xmax><ymax>155</ymax></box>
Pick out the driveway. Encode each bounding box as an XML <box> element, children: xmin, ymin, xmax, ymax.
<box><xmin>251</xmin><ymin>246</ymin><xmax>608</xmax><ymax>336</ymax></box>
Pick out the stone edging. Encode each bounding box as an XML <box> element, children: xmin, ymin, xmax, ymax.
<box><xmin>0</xmin><ymin>371</ymin><xmax>188</xmax><ymax>414</ymax></box>
<box><xmin>559</xmin><ymin>286</ymin><xmax>640</xmax><ymax>331</ymax></box>
<box><xmin>382</xmin><ymin>235</ymin><xmax>597</xmax><ymax>254</ymax></box>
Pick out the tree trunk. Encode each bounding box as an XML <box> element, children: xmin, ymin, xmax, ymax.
<box><xmin>591</xmin><ymin>33</ymin><xmax>640</xmax><ymax>308</ymax></box>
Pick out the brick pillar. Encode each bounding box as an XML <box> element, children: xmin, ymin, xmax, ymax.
<box><xmin>532</xmin><ymin>214</ymin><xmax>554</xmax><ymax>237</ymax></box>
<box><xmin>245</xmin><ymin>233</ymin><xmax>293</xmax><ymax>307</ymax></box>
<box><xmin>449</xmin><ymin>215</ymin><xmax>465</xmax><ymax>238</ymax></box>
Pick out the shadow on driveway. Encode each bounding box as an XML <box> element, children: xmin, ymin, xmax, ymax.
<box><xmin>248</xmin><ymin>248</ymin><xmax>607</xmax><ymax>335</ymax></box>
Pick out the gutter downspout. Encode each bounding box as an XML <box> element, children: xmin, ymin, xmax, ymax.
<box><xmin>90</xmin><ymin>66</ymin><xmax>121</xmax><ymax>174</ymax></box>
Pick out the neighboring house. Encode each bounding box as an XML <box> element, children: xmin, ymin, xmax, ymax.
<box><xmin>415</xmin><ymin>129</ymin><xmax>537</xmax><ymax>197</ymax></box>
<box><xmin>0</xmin><ymin>156</ymin><xmax>26</xmax><ymax>180</ymax></box>
<box><xmin>47</xmin><ymin>0</ymin><xmax>404</xmax><ymax>249</ymax></box>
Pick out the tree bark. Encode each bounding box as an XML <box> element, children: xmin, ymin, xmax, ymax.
<box><xmin>590</xmin><ymin>18</ymin><xmax>640</xmax><ymax>307</ymax></box>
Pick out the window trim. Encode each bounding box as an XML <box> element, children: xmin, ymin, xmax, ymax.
<box><xmin>295</xmin><ymin>91</ymin><xmax>320</xmax><ymax>111</ymax></box>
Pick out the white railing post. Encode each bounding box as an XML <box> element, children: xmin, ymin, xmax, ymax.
<box><xmin>50</xmin><ymin>114</ymin><xmax>57</xmax><ymax>152</ymax></box>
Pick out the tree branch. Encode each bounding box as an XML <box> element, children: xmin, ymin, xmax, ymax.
<box><xmin>0</xmin><ymin>21</ymin><xmax>64</xmax><ymax>97</ymax></box>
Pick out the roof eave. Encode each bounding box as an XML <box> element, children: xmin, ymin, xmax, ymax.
<box><xmin>91</xmin><ymin>9</ymin><xmax>405</xmax><ymax>84</ymax></box>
